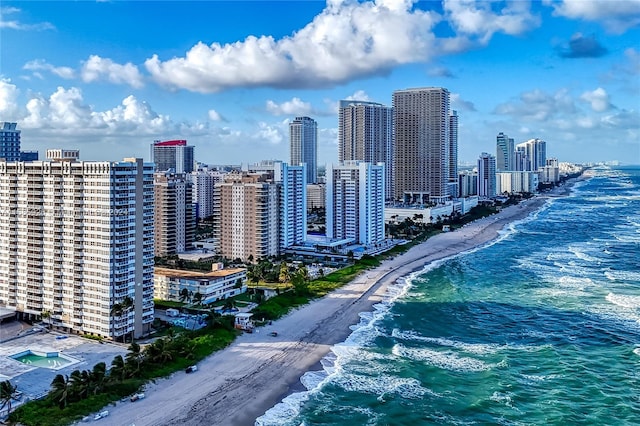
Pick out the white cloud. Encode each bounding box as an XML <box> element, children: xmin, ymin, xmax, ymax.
<box><xmin>443</xmin><ymin>0</ymin><xmax>540</xmax><ymax>45</ymax></box>
<box><xmin>344</xmin><ymin>90</ymin><xmax>371</xmax><ymax>102</ymax></box>
<box><xmin>144</xmin><ymin>0</ymin><xmax>440</xmax><ymax>92</ymax></box>
<box><xmin>23</xmin><ymin>59</ymin><xmax>75</xmax><ymax>79</ymax></box>
<box><xmin>266</xmin><ymin>97</ymin><xmax>313</xmax><ymax>116</ymax></box>
<box><xmin>545</xmin><ymin>0</ymin><xmax>640</xmax><ymax>33</ymax></box>
<box><xmin>254</xmin><ymin>121</ymin><xmax>287</xmax><ymax>145</ymax></box>
<box><xmin>0</xmin><ymin>78</ymin><xmax>20</xmax><ymax>118</ymax></box>
<box><xmin>451</xmin><ymin>93</ymin><xmax>476</xmax><ymax>111</ymax></box>
<box><xmin>580</xmin><ymin>88</ymin><xmax>612</xmax><ymax>112</ymax></box>
<box><xmin>208</xmin><ymin>109</ymin><xmax>224</xmax><ymax>122</ymax></box>
<box><xmin>0</xmin><ymin>7</ymin><xmax>54</xmax><ymax>31</ymax></box>
<box><xmin>494</xmin><ymin>88</ymin><xmax>577</xmax><ymax>121</ymax></box>
<box><xmin>81</xmin><ymin>55</ymin><xmax>144</xmax><ymax>88</ymax></box>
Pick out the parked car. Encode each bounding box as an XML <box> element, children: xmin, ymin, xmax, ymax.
<box><xmin>130</xmin><ymin>392</ymin><xmax>145</xmax><ymax>402</ymax></box>
<box><xmin>94</xmin><ymin>410</ymin><xmax>109</xmax><ymax>420</ymax></box>
<box><xmin>185</xmin><ymin>365</ymin><xmax>198</xmax><ymax>373</ymax></box>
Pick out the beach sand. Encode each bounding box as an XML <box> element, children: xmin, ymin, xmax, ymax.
<box><xmin>104</xmin><ymin>191</ymin><xmax>562</xmax><ymax>426</ymax></box>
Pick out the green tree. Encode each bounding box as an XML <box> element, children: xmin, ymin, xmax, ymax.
<box><xmin>108</xmin><ymin>355</ymin><xmax>127</xmax><ymax>383</ymax></box>
<box><xmin>178</xmin><ymin>288</ymin><xmax>190</xmax><ymax>303</ymax></box>
<box><xmin>192</xmin><ymin>292</ymin><xmax>203</xmax><ymax>306</ymax></box>
<box><xmin>69</xmin><ymin>369</ymin><xmax>91</xmax><ymax>400</ymax></box>
<box><xmin>292</xmin><ymin>265</ymin><xmax>310</xmax><ymax>296</ymax></box>
<box><xmin>278</xmin><ymin>262</ymin><xmax>291</xmax><ymax>283</ymax></box>
<box><xmin>125</xmin><ymin>342</ymin><xmax>144</xmax><ymax>378</ymax></box>
<box><xmin>41</xmin><ymin>310</ymin><xmax>52</xmax><ymax>330</ymax></box>
<box><xmin>49</xmin><ymin>374</ymin><xmax>72</xmax><ymax>409</ymax></box>
<box><xmin>145</xmin><ymin>338</ymin><xmax>173</xmax><ymax>364</ymax></box>
<box><xmin>90</xmin><ymin>362</ymin><xmax>107</xmax><ymax>395</ymax></box>
<box><xmin>233</xmin><ymin>278</ymin><xmax>243</xmax><ymax>289</ymax></box>
<box><xmin>0</xmin><ymin>380</ymin><xmax>19</xmax><ymax>415</ymax></box>
<box><xmin>121</xmin><ymin>296</ymin><xmax>134</xmax><ymax>343</ymax></box>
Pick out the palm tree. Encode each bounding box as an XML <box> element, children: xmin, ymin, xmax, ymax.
<box><xmin>109</xmin><ymin>355</ymin><xmax>127</xmax><ymax>383</ymax></box>
<box><xmin>144</xmin><ymin>338</ymin><xmax>173</xmax><ymax>364</ymax></box>
<box><xmin>70</xmin><ymin>369</ymin><xmax>91</xmax><ymax>400</ymax></box>
<box><xmin>121</xmin><ymin>296</ymin><xmax>134</xmax><ymax>343</ymax></box>
<box><xmin>192</xmin><ymin>292</ymin><xmax>203</xmax><ymax>306</ymax></box>
<box><xmin>125</xmin><ymin>342</ymin><xmax>144</xmax><ymax>378</ymax></box>
<box><xmin>90</xmin><ymin>362</ymin><xmax>107</xmax><ymax>395</ymax></box>
<box><xmin>178</xmin><ymin>288</ymin><xmax>190</xmax><ymax>304</ymax></box>
<box><xmin>41</xmin><ymin>310</ymin><xmax>52</xmax><ymax>330</ymax></box>
<box><xmin>278</xmin><ymin>262</ymin><xmax>290</xmax><ymax>283</ymax></box>
<box><xmin>49</xmin><ymin>374</ymin><xmax>72</xmax><ymax>409</ymax></box>
<box><xmin>0</xmin><ymin>380</ymin><xmax>19</xmax><ymax>416</ymax></box>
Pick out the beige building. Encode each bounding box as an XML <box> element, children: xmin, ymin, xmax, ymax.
<box><xmin>154</xmin><ymin>173</ymin><xmax>195</xmax><ymax>256</ymax></box>
<box><xmin>154</xmin><ymin>264</ymin><xmax>247</xmax><ymax>304</ymax></box>
<box><xmin>214</xmin><ymin>172</ymin><xmax>280</xmax><ymax>261</ymax></box>
<box><xmin>0</xmin><ymin>153</ymin><xmax>154</xmax><ymax>339</ymax></box>
<box><xmin>307</xmin><ymin>183</ymin><xmax>326</xmax><ymax>210</ymax></box>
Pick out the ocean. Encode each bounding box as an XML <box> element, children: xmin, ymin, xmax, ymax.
<box><xmin>257</xmin><ymin>166</ymin><xmax>640</xmax><ymax>426</ymax></box>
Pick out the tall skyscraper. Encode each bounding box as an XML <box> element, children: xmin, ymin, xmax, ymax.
<box><xmin>338</xmin><ymin>100</ymin><xmax>394</xmax><ymax>200</ymax></box>
<box><xmin>449</xmin><ymin>110</ymin><xmax>459</xmax><ymax>197</ymax></box>
<box><xmin>393</xmin><ymin>87</ymin><xmax>452</xmax><ymax>204</ymax></box>
<box><xmin>496</xmin><ymin>132</ymin><xmax>515</xmax><ymax>171</ymax></box>
<box><xmin>0</xmin><ymin>153</ymin><xmax>154</xmax><ymax>339</ymax></box>
<box><xmin>151</xmin><ymin>139</ymin><xmax>195</xmax><ymax>173</ymax></box>
<box><xmin>289</xmin><ymin>117</ymin><xmax>318</xmax><ymax>184</ymax></box>
<box><xmin>326</xmin><ymin>161</ymin><xmax>385</xmax><ymax>245</ymax></box>
<box><xmin>154</xmin><ymin>173</ymin><xmax>195</xmax><ymax>256</ymax></box>
<box><xmin>189</xmin><ymin>168</ymin><xmax>225</xmax><ymax>220</ymax></box>
<box><xmin>477</xmin><ymin>152</ymin><xmax>497</xmax><ymax>198</ymax></box>
<box><xmin>516</xmin><ymin>138</ymin><xmax>547</xmax><ymax>171</ymax></box>
<box><xmin>0</xmin><ymin>122</ymin><xmax>21</xmax><ymax>161</ymax></box>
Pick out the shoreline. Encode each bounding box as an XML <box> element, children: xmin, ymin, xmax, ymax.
<box><xmin>105</xmin><ymin>186</ymin><xmax>572</xmax><ymax>426</ymax></box>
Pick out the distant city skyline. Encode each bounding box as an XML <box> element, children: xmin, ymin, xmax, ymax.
<box><xmin>0</xmin><ymin>1</ymin><xmax>638</xmax><ymax>165</ymax></box>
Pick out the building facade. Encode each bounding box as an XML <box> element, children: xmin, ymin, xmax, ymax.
<box><xmin>0</xmin><ymin>155</ymin><xmax>154</xmax><ymax>339</ymax></box>
<box><xmin>290</xmin><ymin>116</ymin><xmax>318</xmax><ymax>184</ymax></box>
<box><xmin>154</xmin><ymin>265</ymin><xmax>247</xmax><ymax>305</ymax></box>
<box><xmin>338</xmin><ymin>100</ymin><xmax>394</xmax><ymax>200</ymax></box>
<box><xmin>496</xmin><ymin>132</ymin><xmax>514</xmax><ymax>171</ymax></box>
<box><xmin>458</xmin><ymin>170</ymin><xmax>478</xmax><ymax>198</ymax></box>
<box><xmin>214</xmin><ymin>172</ymin><xmax>280</xmax><ymax>261</ymax></box>
<box><xmin>151</xmin><ymin>139</ymin><xmax>195</xmax><ymax>174</ymax></box>
<box><xmin>326</xmin><ymin>161</ymin><xmax>385</xmax><ymax>245</ymax></box>
<box><xmin>0</xmin><ymin>122</ymin><xmax>21</xmax><ymax>162</ymax></box>
<box><xmin>477</xmin><ymin>152</ymin><xmax>497</xmax><ymax>198</ymax></box>
<box><xmin>189</xmin><ymin>168</ymin><xmax>225</xmax><ymax>220</ymax></box>
<box><xmin>516</xmin><ymin>138</ymin><xmax>547</xmax><ymax>171</ymax></box>
<box><xmin>496</xmin><ymin>171</ymin><xmax>539</xmax><ymax>194</ymax></box>
<box><xmin>307</xmin><ymin>183</ymin><xmax>326</xmax><ymax>210</ymax></box>
<box><xmin>154</xmin><ymin>173</ymin><xmax>195</xmax><ymax>256</ymax></box>
<box><xmin>393</xmin><ymin>87</ymin><xmax>452</xmax><ymax>203</ymax></box>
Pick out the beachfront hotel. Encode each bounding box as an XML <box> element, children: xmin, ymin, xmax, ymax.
<box><xmin>189</xmin><ymin>167</ymin><xmax>226</xmax><ymax>219</ymax></box>
<box><xmin>154</xmin><ymin>172</ymin><xmax>196</xmax><ymax>256</ymax></box>
<box><xmin>151</xmin><ymin>139</ymin><xmax>195</xmax><ymax>174</ymax></box>
<box><xmin>393</xmin><ymin>87</ymin><xmax>455</xmax><ymax>203</ymax></box>
<box><xmin>477</xmin><ymin>152</ymin><xmax>497</xmax><ymax>198</ymax></box>
<box><xmin>496</xmin><ymin>171</ymin><xmax>539</xmax><ymax>194</ymax></box>
<box><xmin>516</xmin><ymin>138</ymin><xmax>547</xmax><ymax>172</ymax></box>
<box><xmin>289</xmin><ymin>116</ymin><xmax>318</xmax><ymax>184</ymax></box>
<box><xmin>0</xmin><ymin>150</ymin><xmax>154</xmax><ymax>339</ymax></box>
<box><xmin>496</xmin><ymin>132</ymin><xmax>515</xmax><ymax>171</ymax></box>
<box><xmin>326</xmin><ymin>161</ymin><xmax>385</xmax><ymax>245</ymax></box>
<box><xmin>338</xmin><ymin>100</ymin><xmax>394</xmax><ymax>200</ymax></box>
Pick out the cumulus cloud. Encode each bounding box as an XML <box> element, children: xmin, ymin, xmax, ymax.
<box><xmin>451</xmin><ymin>93</ymin><xmax>476</xmax><ymax>111</ymax></box>
<box><xmin>580</xmin><ymin>88</ymin><xmax>612</xmax><ymax>112</ymax></box>
<box><xmin>493</xmin><ymin>88</ymin><xmax>577</xmax><ymax>121</ymax></box>
<box><xmin>0</xmin><ymin>7</ymin><xmax>55</xmax><ymax>31</ymax></box>
<box><xmin>266</xmin><ymin>97</ymin><xmax>314</xmax><ymax>116</ymax></box>
<box><xmin>344</xmin><ymin>90</ymin><xmax>372</xmax><ymax>102</ymax></box>
<box><xmin>208</xmin><ymin>109</ymin><xmax>226</xmax><ymax>122</ymax></box>
<box><xmin>0</xmin><ymin>78</ymin><xmax>20</xmax><ymax>118</ymax></box>
<box><xmin>443</xmin><ymin>0</ymin><xmax>541</xmax><ymax>45</ymax></box>
<box><xmin>81</xmin><ymin>55</ymin><xmax>144</xmax><ymax>88</ymax></box>
<box><xmin>557</xmin><ymin>33</ymin><xmax>608</xmax><ymax>58</ymax></box>
<box><xmin>144</xmin><ymin>0</ymin><xmax>443</xmax><ymax>92</ymax></box>
<box><xmin>23</xmin><ymin>59</ymin><xmax>76</xmax><ymax>79</ymax></box>
<box><xmin>546</xmin><ymin>0</ymin><xmax>640</xmax><ymax>33</ymax></box>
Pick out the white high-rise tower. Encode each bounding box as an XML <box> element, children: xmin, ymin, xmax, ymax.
<box><xmin>290</xmin><ymin>117</ymin><xmax>318</xmax><ymax>184</ymax></box>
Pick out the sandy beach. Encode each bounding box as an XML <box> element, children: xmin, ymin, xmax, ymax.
<box><xmin>105</xmin><ymin>191</ymin><xmax>562</xmax><ymax>426</ymax></box>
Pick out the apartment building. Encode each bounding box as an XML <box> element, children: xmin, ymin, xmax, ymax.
<box><xmin>154</xmin><ymin>264</ymin><xmax>247</xmax><ymax>304</ymax></box>
<box><xmin>154</xmin><ymin>173</ymin><xmax>195</xmax><ymax>256</ymax></box>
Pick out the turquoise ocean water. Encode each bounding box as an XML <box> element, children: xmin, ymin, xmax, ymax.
<box><xmin>257</xmin><ymin>166</ymin><xmax>640</xmax><ymax>426</ymax></box>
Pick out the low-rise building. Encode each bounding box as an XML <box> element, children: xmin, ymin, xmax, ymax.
<box><xmin>154</xmin><ymin>264</ymin><xmax>247</xmax><ymax>305</ymax></box>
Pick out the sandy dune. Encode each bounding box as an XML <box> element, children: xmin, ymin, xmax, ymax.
<box><xmin>105</xmin><ymin>195</ymin><xmax>553</xmax><ymax>426</ymax></box>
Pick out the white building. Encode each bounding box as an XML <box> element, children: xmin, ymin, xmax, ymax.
<box><xmin>496</xmin><ymin>171</ymin><xmax>539</xmax><ymax>194</ymax></box>
<box><xmin>540</xmin><ymin>158</ymin><xmax>560</xmax><ymax>183</ymax></box>
<box><xmin>189</xmin><ymin>168</ymin><xmax>225</xmax><ymax>219</ymax></box>
<box><xmin>326</xmin><ymin>161</ymin><xmax>385</xmax><ymax>245</ymax></box>
<box><xmin>477</xmin><ymin>152</ymin><xmax>497</xmax><ymax>198</ymax></box>
<box><xmin>307</xmin><ymin>183</ymin><xmax>325</xmax><ymax>210</ymax></box>
<box><xmin>516</xmin><ymin>138</ymin><xmax>547</xmax><ymax>171</ymax></box>
<box><xmin>154</xmin><ymin>265</ymin><xmax>246</xmax><ymax>305</ymax></box>
<box><xmin>290</xmin><ymin>116</ymin><xmax>318</xmax><ymax>184</ymax></box>
<box><xmin>243</xmin><ymin>160</ymin><xmax>307</xmax><ymax>249</ymax></box>
<box><xmin>0</xmin><ymin>154</ymin><xmax>154</xmax><ymax>339</ymax></box>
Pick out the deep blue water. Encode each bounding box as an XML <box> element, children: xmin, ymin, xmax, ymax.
<box><xmin>258</xmin><ymin>166</ymin><xmax>640</xmax><ymax>426</ymax></box>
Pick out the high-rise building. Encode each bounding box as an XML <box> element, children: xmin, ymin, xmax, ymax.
<box><xmin>393</xmin><ymin>87</ymin><xmax>452</xmax><ymax>204</ymax></box>
<box><xmin>214</xmin><ymin>172</ymin><xmax>280</xmax><ymax>261</ymax></box>
<box><xmin>516</xmin><ymin>138</ymin><xmax>547</xmax><ymax>171</ymax></box>
<box><xmin>289</xmin><ymin>117</ymin><xmax>318</xmax><ymax>184</ymax></box>
<box><xmin>338</xmin><ymin>100</ymin><xmax>394</xmax><ymax>200</ymax></box>
<box><xmin>449</xmin><ymin>110</ymin><xmax>459</xmax><ymax>198</ymax></box>
<box><xmin>458</xmin><ymin>170</ymin><xmax>478</xmax><ymax>197</ymax></box>
<box><xmin>514</xmin><ymin>147</ymin><xmax>528</xmax><ymax>171</ymax></box>
<box><xmin>154</xmin><ymin>173</ymin><xmax>195</xmax><ymax>256</ymax></box>
<box><xmin>189</xmin><ymin>168</ymin><xmax>225</xmax><ymax>220</ymax></box>
<box><xmin>496</xmin><ymin>132</ymin><xmax>515</xmax><ymax>171</ymax></box>
<box><xmin>0</xmin><ymin>122</ymin><xmax>21</xmax><ymax>161</ymax></box>
<box><xmin>151</xmin><ymin>139</ymin><xmax>195</xmax><ymax>174</ymax></box>
<box><xmin>0</xmin><ymin>154</ymin><xmax>154</xmax><ymax>339</ymax></box>
<box><xmin>496</xmin><ymin>171</ymin><xmax>539</xmax><ymax>194</ymax></box>
<box><xmin>243</xmin><ymin>160</ymin><xmax>307</xmax><ymax>249</ymax></box>
<box><xmin>20</xmin><ymin>151</ymin><xmax>38</xmax><ymax>161</ymax></box>
<box><xmin>540</xmin><ymin>158</ymin><xmax>560</xmax><ymax>184</ymax></box>
<box><xmin>477</xmin><ymin>152</ymin><xmax>497</xmax><ymax>198</ymax></box>
<box><xmin>326</xmin><ymin>161</ymin><xmax>385</xmax><ymax>245</ymax></box>
<box><xmin>307</xmin><ymin>183</ymin><xmax>326</xmax><ymax>211</ymax></box>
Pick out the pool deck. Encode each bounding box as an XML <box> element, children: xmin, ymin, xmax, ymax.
<box><xmin>0</xmin><ymin>331</ymin><xmax>127</xmax><ymax>405</ymax></box>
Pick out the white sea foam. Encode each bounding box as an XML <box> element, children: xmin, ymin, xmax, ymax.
<box><xmin>605</xmin><ymin>270</ymin><xmax>640</xmax><ymax>283</ymax></box>
<box><xmin>605</xmin><ymin>293</ymin><xmax>640</xmax><ymax>309</ymax></box>
<box><xmin>634</xmin><ymin>348</ymin><xmax>640</xmax><ymax>357</ymax></box>
<box><xmin>332</xmin><ymin>372</ymin><xmax>436</xmax><ymax>399</ymax></box>
<box><xmin>392</xmin><ymin>344</ymin><xmax>491</xmax><ymax>372</ymax></box>
<box><xmin>391</xmin><ymin>329</ymin><xmax>502</xmax><ymax>355</ymax></box>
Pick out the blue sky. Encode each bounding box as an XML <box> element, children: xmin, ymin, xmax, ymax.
<box><xmin>1</xmin><ymin>0</ymin><xmax>639</xmax><ymax>166</ymax></box>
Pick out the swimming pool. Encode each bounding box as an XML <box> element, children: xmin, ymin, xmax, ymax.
<box><xmin>10</xmin><ymin>350</ymin><xmax>77</xmax><ymax>370</ymax></box>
